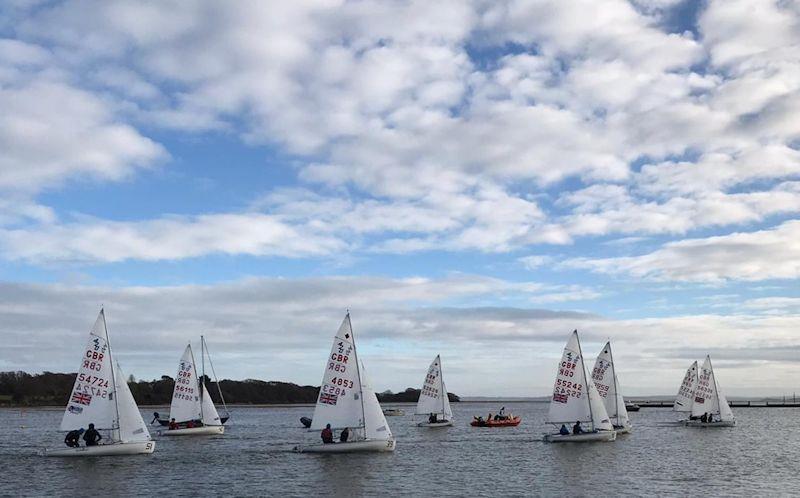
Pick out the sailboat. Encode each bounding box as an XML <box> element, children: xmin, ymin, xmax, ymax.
<box><xmin>45</xmin><ymin>309</ymin><xmax>155</xmax><ymax>456</ymax></box>
<box><xmin>591</xmin><ymin>341</ymin><xmax>632</xmax><ymax>434</ymax></box>
<box><xmin>685</xmin><ymin>355</ymin><xmax>735</xmax><ymax>427</ymax></box>
<box><xmin>162</xmin><ymin>336</ymin><xmax>228</xmax><ymax>436</ymax></box>
<box><xmin>543</xmin><ymin>330</ymin><xmax>616</xmax><ymax>443</ymax></box>
<box><xmin>415</xmin><ymin>355</ymin><xmax>453</xmax><ymax>427</ymax></box>
<box><xmin>294</xmin><ymin>312</ymin><xmax>396</xmax><ymax>453</ymax></box>
<box><xmin>673</xmin><ymin>360</ymin><xmax>699</xmax><ymax>420</ymax></box>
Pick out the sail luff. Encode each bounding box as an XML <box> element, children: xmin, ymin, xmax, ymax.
<box><xmin>348</xmin><ymin>313</ymin><xmax>367</xmax><ymax>432</ymax></box>
<box><xmin>101</xmin><ymin>309</ymin><xmax>122</xmax><ymax>439</ymax></box>
<box><xmin>574</xmin><ymin>332</ymin><xmax>595</xmax><ymax>430</ymax></box>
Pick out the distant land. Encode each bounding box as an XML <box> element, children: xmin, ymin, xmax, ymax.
<box><xmin>0</xmin><ymin>371</ymin><xmax>460</xmax><ymax>407</ymax></box>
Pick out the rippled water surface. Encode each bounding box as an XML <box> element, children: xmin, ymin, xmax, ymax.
<box><xmin>3</xmin><ymin>402</ymin><xmax>798</xmax><ymax>496</ymax></box>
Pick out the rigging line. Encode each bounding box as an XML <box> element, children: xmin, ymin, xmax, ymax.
<box><xmin>204</xmin><ymin>337</ymin><xmax>230</xmax><ymax>415</ymax></box>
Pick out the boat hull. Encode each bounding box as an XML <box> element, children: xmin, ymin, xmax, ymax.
<box><xmin>470</xmin><ymin>416</ymin><xmax>521</xmax><ymax>427</ymax></box>
<box><xmin>160</xmin><ymin>425</ymin><xmax>225</xmax><ymax>436</ymax></box>
<box><xmin>157</xmin><ymin>416</ymin><xmax>229</xmax><ymax>427</ymax></box>
<box><xmin>614</xmin><ymin>425</ymin><xmax>632</xmax><ymax>434</ymax></box>
<box><xmin>417</xmin><ymin>420</ymin><xmax>454</xmax><ymax>428</ymax></box>
<box><xmin>543</xmin><ymin>431</ymin><xmax>617</xmax><ymax>443</ymax></box>
<box><xmin>294</xmin><ymin>438</ymin><xmax>396</xmax><ymax>453</ymax></box>
<box><xmin>45</xmin><ymin>441</ymin><xmax>155</xmax><ymax>457</ymax></box>
<box><xmin>382</xmin><ymin>409</ymin><xmax>404</xmax><ymax>416</ymax></box>
<box><xmin>685</xmin><ymin>420</ymin><xmax>735</xmax><ymax>428</ymax></box>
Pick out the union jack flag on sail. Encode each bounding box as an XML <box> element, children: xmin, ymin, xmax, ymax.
<box><xmin>320</xmin><ymin>393</ymin><xmax>338</xmax><ymax>405</ymax></box>
<box><xmin>71</xmin><ymin>392</ymin><xmax>92</xmax><ymax>406</ymax></box>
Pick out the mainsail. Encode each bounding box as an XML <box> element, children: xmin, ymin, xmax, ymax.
<box><xmin>691</xmin><ymin>356</ymin><xmax>734</xmax><ymax>422</ymax></box>
<box><xmin>674</xmin><ymin>361</ymin><xmax>699</xmax><ymax>413</ymax></box>
<box><xmin>60</xmin><ymin>311</ymin><xmax>117</xmax><ymax>432</ymax></box>
<box><xmin>591</xmin><ymin>342</ymin><xmax>630</xmax><ymax>428</ymax></box>
<box><xmin>309</xmin><ymin>313</ymin><xmax>392</xmax><ymax>441</ymax></box>
<box><xmin>547</xmin><ymin>330</ymin><xmax>613</xmax><ymax>431</ymax></box>
<box><xmin>169</xmin><ymin>345</ymin><xmax>201</xmax><ymax>423</ymax></box>
<box><xmin>415</xmin><ymin>355</ymin><xmax>453</xmax><ymax>420</ymax></box>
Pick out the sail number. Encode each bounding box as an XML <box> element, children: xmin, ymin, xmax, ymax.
<box><xmin>559</xmin><ymin>361</ymin><xmax>577</xmax><ymax>377</ymax></box>
<box><xmin>329</xmin><ymin>377</ymin><xmax>354</xmax><ymax>389</ymax></box>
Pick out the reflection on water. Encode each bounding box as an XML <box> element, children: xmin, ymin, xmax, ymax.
<box><xmin>3</xmin><ymin>402</ymin><xmax>798</xmax><ymax>496</ymax></box>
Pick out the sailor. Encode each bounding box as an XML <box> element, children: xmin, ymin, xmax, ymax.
<box><xmin>499</xmin><ymin>406</ymin><xmax>506</xmax><ymax>418</ymax></box>
<box><xmin>572</xmin><ymin>421</ymin><xmax>583</xmax><ymax>434</ymax></box>
<box><xmin>169</xmin><ymin>418</ymin><xmax>178</xmax><ymax>430</ymax></box>
<box><xmin>321</xmin><ymin>423</ymin><xmax>334</xmax><ymax>444</ymax></box>
<box><xmin>340</xmin><ymin>427</ymin><xmax>350</xmax><ymax>443</ymax></box>
<box><xmin>83</xmin><ymin>423</ymin><xmax>102</xmax><ymax>446</ymax></box>
<box><xmin>429</xmin><ymin>413</ymin><xmax>438</xmax><ymax>423</ymax></box>
<box><xmin>151</xmin><ymin>412</ymin><xmax>160</xmax><ymax>424</ymax></box>
<box><xmin>559</xmin><ymin>424</ymin><xmax>570</xmax><ymax>435</ymax></box>
<box><xmin>64</xmin><ymin>428</ymin><xmax>84</xmax><ymax>447</ymax></box>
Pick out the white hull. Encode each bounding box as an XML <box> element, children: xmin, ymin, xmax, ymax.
<box><xmin>417</xmin><ymin>420</ymin><xmax>453</xmax><ymax>428</ymax></box>
<box><xmin>45</xmin><ymin>441</ymin><xmax>155</xmax><ymax>457</ymax></box>
<box><xmin>382</xmin><ymin>409</ymin><xmax>404</xmax><ymax>416</ymax></box>
<box><xmin>543</xmin><ymin>431</ymin><xmax>617</xmax><ymax>443</ymax></box>
<box><xmin>160</xmin><ymin>425</ymin><xmax>225</xmax><ymax>436</ymax></box>
<box><xmin>295</xmin><ymin>438</ymin><xmax>396</xmax><ymax>453</ymax></box>
<box><xmin>685</xmin><ymin>420</ymin><xmax>735</xmax><ymax>428</ymax></box>
<box><xmin>614</xmin><ymin>425</ymin><xmax>632</xmax><ymax>434</ymax></box>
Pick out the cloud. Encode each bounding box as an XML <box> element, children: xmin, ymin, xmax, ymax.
<box><xmin>1</xmin><ymin>277</ymin><xmax>800</xmax><ymax>396</ymax></box>
<box><xmin>565</xmin><ymin>219</ymin><xmax>800</xmax><ymax>282</ymax></box>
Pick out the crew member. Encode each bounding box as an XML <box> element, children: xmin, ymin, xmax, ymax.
<box><xmin>64</xmin><ymin>428</ymin><xmax>84</xmax><ymax>447</ymax></box>
<box><xmin>83</xmin><ymin>423</ymin><xmax>102</xmax><ymax>446</ymax></box>
<box><xmin>321</xmin><ymin>423</ymin><xmax>334</xmax><ymax>444</ymax></box>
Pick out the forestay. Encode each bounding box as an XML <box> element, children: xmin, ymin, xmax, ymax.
<box><xmin>591</xmin><ymin>342</ymin><xmax>629</xmax><ymax>427</ymax></box>
<box><xmin>310</xmin><ymin>315</ymin><xmax>365</xmax><ymax>431</ymax></box>
<box><xmin>415</xmin><ymin>355</ymin><xmax>453</xmax><ymax>420</ymax></box>
<box><xmin>60</xmin><ymin>311</ymin><xmax>117</xmax><ymax>432</ymax></box>
<box><xmin>113</xmin><ymin>362</ymin><xmax>151</xmax><ymax>443</ymax></box>
<box><xmin>548</xmin><ymin>330</ymin><xmax>613</xmax><ymax>431</ymax></box>
<box><xmin>169</xmin><ymin>345</ymin><xmax>201</xmax><ymax>423</ymax></box>
<box><xmin>674</xmin><ymin>361</ymin><xmax>698</xmax><ymax>413</ymax></box>
<box><xmin>691</xmin><ymin>356</ymin><xmax>734</xmax><ymax>422</ymax></box>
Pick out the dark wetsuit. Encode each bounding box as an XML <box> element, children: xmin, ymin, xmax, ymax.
<box><xmin>64</xmin><ymin>430</ymin><xmax>81</xmax><ymax>447</ymax></box>
<box><xmin>83</xmin><ymin>428</ymin><xmax>102</xmax><ymax>446</ymax></box>
<box><xmin>340</xmin><ymin>428</ymin><xmax>349</xmax><ymax>443</ymax></box>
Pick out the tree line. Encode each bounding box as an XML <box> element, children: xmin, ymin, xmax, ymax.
<box><xmin>0</xmin><ymin>371</ymin><xmax>459</xmax><ymax>406</ymax></box>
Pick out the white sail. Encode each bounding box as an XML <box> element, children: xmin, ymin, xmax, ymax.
<box><xmin>691</xmin><ymin>356</ymin><xmax>734</xmax><ymax>421</ymax></box>
<box><xmin>360</xmin><ymin>360</ymin><xmax>393</xmax><ymax>441</ymax></box>
<box><xmin>310</xmin><ymin>314</ymin><xmax>365</xmax><ymax>431</ymax></box>
<box><xmin>113</xmin><ymin>362</ymin><xmax>151</xmax><ymax>443</ymax></box>
<box><xmin>60</xmin><ymin>311</ymin><xmax>117</xmax><ymax>432</ymax></box>
<box><xmin>591</xmin><ymin>342</ymin><xmax>629</xmax><ymax>427</ymax></box>
<box><xmin>674</xmin><ymin>361</ymin><xmax>699</xmax><ymax>413</ymax></box>
<box><xmin>548</xmin><ymin>330</ymin><xmax>613</xmax><ymax>431</ymax></box>
<box><xmin>201</xmin><ymin>384</ymin><xmax>222</xmax><ymax>425</ymax></box>
<box><xmin>169</xmin><ymin>345</ymin><xmax>201</xmax><ymax>423</ymax></box>
<box><xmin>613</xmin><ymin>374</ymin><xmax>630</xmax><ymax>426</ymax></box>
<box><xmin>415</xmin><ymin>355</ymin><xmax>452</xmax><ymax>419</ymax></box>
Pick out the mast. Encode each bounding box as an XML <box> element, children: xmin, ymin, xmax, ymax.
<box><xmin>189</xmin><ymin>344</ymin><xmax>202</xmax><ymax>422</ymax></box>
<box><xmin>438</xmin><ymin>355</ymin><xmax>446</xmax><ymax>418</ymax></box>
<box><xmin>575</xmin><ymin>330</ymin><xmax>595</xmax><ymax>430</ymax></box>
<box><xmin>201</xmin><ymin>335</ymin><xmax>206</xmax><ymax>418</ymax></box>
<box><xmin>607</xmin><ymin>341</ymin><xmax>619</xmax><ymax>426</ymax></box>
<box><xmin>102</xmin><ymin>308</ymin><xmax>122</xmax><ymax>438</ymax></box>
<box><xmin>709</xmin><ymin>356</ymin><xmax>723</xmax><ymax>419</ymax></box>
<box><xmin>348</xmin><ymin>311</ymin><xmax>367</xmax><ymax>435</ymax></box>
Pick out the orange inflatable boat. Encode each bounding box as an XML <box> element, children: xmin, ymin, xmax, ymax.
<box><xmin>470</xmin><ymin>415</ymin><xmax>521</xmax><ymax>427</ymax></box>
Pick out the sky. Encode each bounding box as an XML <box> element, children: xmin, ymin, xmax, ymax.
<box><xmin>0</xmin><ymin>0</ymin><xmax>799</xmax><ymax>397</ymax></box>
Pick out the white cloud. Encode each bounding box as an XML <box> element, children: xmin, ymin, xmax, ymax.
<box><xmin>1</xmin><ymin>278</ymin><xmax>799</xmax><ymax>396</ymax></box>
<box><xmin>565</xmin><ymin>220</ymin><xmax>800</xmax><ymax>282</ymax></box>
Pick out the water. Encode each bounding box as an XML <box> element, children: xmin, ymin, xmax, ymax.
<box><xmin>2</xmin><ymin>402</ymin><xmax>797</xmax><ymax>496</ymax></box>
